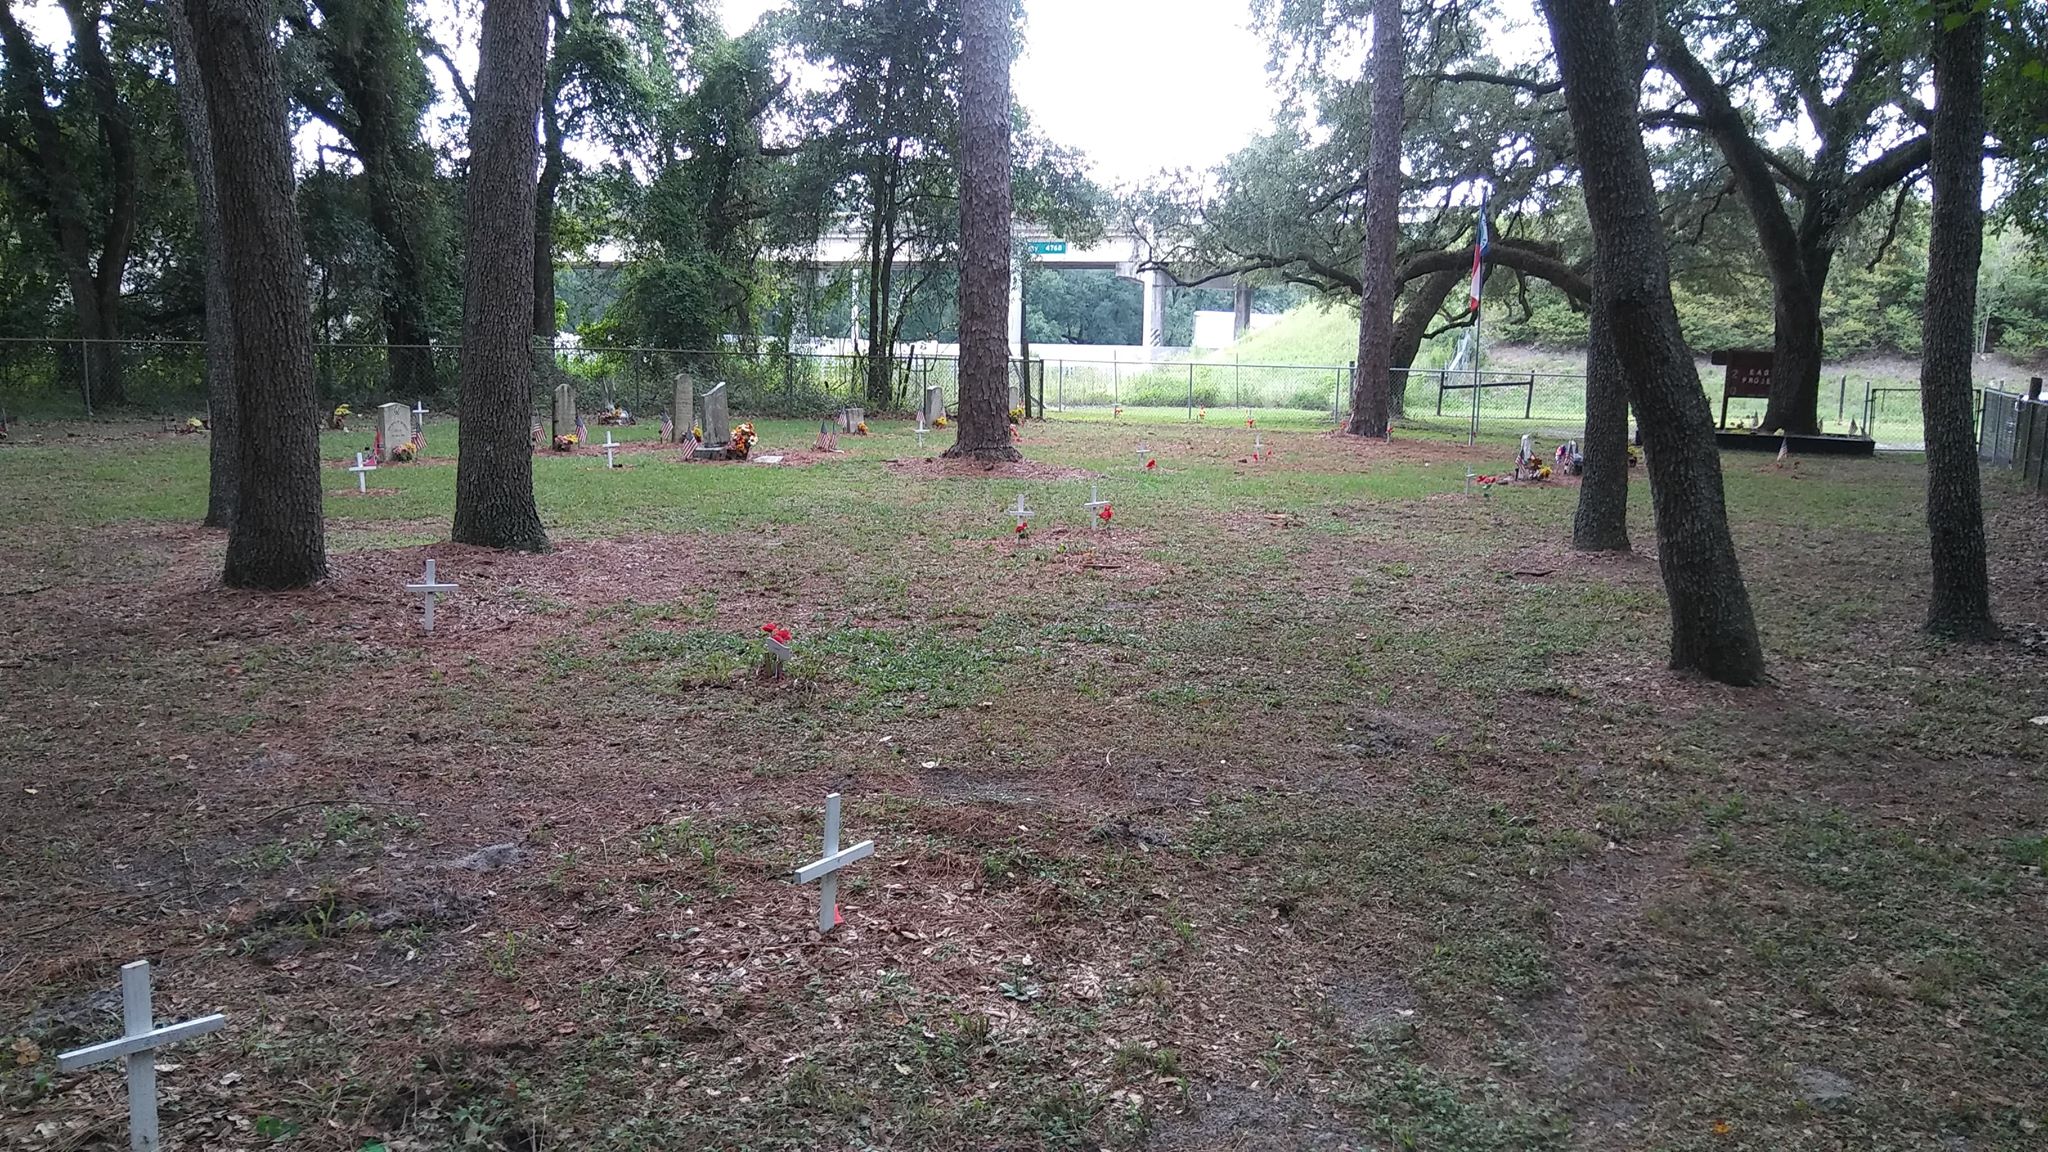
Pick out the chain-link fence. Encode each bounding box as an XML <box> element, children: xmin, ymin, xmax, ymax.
<box><xmin>1981</xmin><ymin>383</ymin><xmax>2048</xmax><ymax>492</ymax></box>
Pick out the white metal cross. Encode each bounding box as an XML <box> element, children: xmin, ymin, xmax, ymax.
<box><xmin>794</xmin><ymin>793</ymin><xmax>874</xmax><ymax>934</ymax></box>
<box><xmin>1010</xmin><ymin>493</ymin><xmax>1034</xmax><ymax>524</ymax></box>
<box><xmin>603</xmin><ymin>431</ymin><xmax>620</xmax><ymax>468</ymax></box>
<box><xmin>57</xmin><ymin>961</ymin><xmax>227</xmax><ymax>1152</ymax></box>
<box><xmin>1253</xmin><ymin>433</ymin><xmax>1264</xmax><ymax>461</ymax></box>
<box><xmin>915</xmin><ymin>416</ymin><xmax>929</xmax><ymax>452</ymax></box>
<box><xmin>404</xmin><ymin>558</ymin><xmax>459</xmax><ymax>633</ymax></box>
<box><xmin>1136</xmin><ymin>444</ymin><xmax>1152</xmax><ymax>470</ymax></box>
<box><xmin>412</xmin><ymin>399</ymin><xmax>428</xmax><ymax>428</ymax></box>
<box><xmin>347</xmin><ymin>452</ymin><xmax>378</xmax><ymax>493</ymax></box>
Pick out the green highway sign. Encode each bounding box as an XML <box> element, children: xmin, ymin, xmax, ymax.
<box><xmin>1027</xmin><ymin>240</ymin><xmax>1068</xmax><ymax>255</ymax></box>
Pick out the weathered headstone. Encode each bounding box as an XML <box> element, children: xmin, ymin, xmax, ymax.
<box><xmin>552</xmin><ymin>381</ymin><xmax>576</xmax><ymax>440</ymax></box>
<box><xmin>375</xmin><ymin>403</ymin><xmax>411</xmax><ymax>462</ymax></box>
<box><xmin>838</xmin><ymin>406</ymin><xmax>865</xmax><ymax>433</ymax></box>
<box><xmin>673</xmin><ymin>373</ymin><xmax>695</xmax><ymax>439</ymax></box>
<box><xmin>921</xmin><ymin>385</ymin><xmax>944</xmax><ymax>427</ymax></box>
<box><xmin>694</xmin><ymin>383</ymin><xmax>731</xmax><ymax>459</ymax></box>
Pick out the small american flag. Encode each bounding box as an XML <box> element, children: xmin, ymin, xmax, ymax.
<box><xmin>575</xmin><ymin>412</ymin><xmax>587</xmax><ymax>441</ymax></box>
<box><xmin>531</xmin><ymin>419</ymin><xmax>543</xmax><ymax>446</ymax></box>
<box><xmin>661</xmin><ymin>410</ymin><xmax>674</xmax><ymax>443</ymax></box>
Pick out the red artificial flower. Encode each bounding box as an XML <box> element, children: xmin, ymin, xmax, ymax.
<box><xmin>1145</xmin><ymin>458</ymin><xmax>1157</xmax><ymax>470</ymax></box>
<box><xmin>772</xmin><ymin>627</ymin><xmax>793</xmax><ymax>645</ymax></box>
<box><xmin>760</xmin><ymin>621</ymin><xmax>779</xmax><ymax>634</ymax></box>
<box><xmin>1246</xmin><ymin>417</ymin><xmax>1256</xmax><ymax>428</ymax></box>
<box><xmin>1097</xmin><ymin>504</ymin><xmax>1114</xmax><ymax>523</ymax></box>
<box><xmin>1014</xmin><ymin>520</ymin><xmax>1028</xmax><ymax>535</ymax></box>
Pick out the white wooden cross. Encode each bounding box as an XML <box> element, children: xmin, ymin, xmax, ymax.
<box><xmin>347</xmin><ymin>451</ymin><xmax>378</xmax><ymax>493</ymax></box>
<box><xmin>1009</xmin><ymin>493</ymin><xmax>1035</xmax><ymax>526</ymax></box>
<box><xmin>412</xmin><ymin>399</ymin><xmax>428</xmax><ymax>429</ymax></box>
<box><xmin>915</xmin><ymin>417</ymin><xmax>929</xmax><ymax>452</ymax></box>
<box><xmin>1137</xmin><ymin>443</ymin><xmax>1152</xmax><ymax>471</ymax></box>
<box><xmin>405</xmin><ymin>558</ymin><xmax>459</xmax><ymax>633</ymax></box>
<box><xmin>57</xmin><ymin>961</ymin><xmax>227</xmax><ymax>1152</ymax></box>
<box><xmin>795</xmin><ymin>793</ymin><xmax>874</xmax><ymax>934</ymax></box>
<box><xmin>603</xmin><ymin>431</ymin><xmax>620</xmax><ymax>468</ymax></box>
<box><xmin>1252</xmin><ymin>433</ymin><xmax>1264</xmax><ymax>461</ymax></box>
<box><xmin>1084</xmin><ymin>483</ymin><xmax>1111</xmax><ymax>520</ymax></box>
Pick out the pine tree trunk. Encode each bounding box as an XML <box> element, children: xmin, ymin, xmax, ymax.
<box><xmin>1345</xmin><ymin>0</ymin><xmax>1405</xmax><ymax>438</ymax></box>
<box><xmin>190</xmin><ymin>0</ymin><xmax>327</xmax><ymax>589</ymax></box>
<box><xmin>452</xmin><ymin>0</ymin><xmax>551</xmax><ymax>552</ymax></box>
<box><xmin>1574</xmin><ymin>277</ymin><xmax>1630</xmax><ymax>551</ymax></box>
<box><xmin>167</xmin><ymin>0</ymin><xmax>239</xmax><ymax>531</ymax></box>
<box><xmin>1919</xmin><ymin>4</ymin><xmax>1995</xmax><ymax>639</ymax></box>
<box><xmin>945</xmin><ymin>0</ymin><xmax>1019</xmax><ymax>462</ymax></box>
<box><xmin>1540</xmin><ymin>0</ymin><xmax>1763</xmax><ymax>685</ymax></box>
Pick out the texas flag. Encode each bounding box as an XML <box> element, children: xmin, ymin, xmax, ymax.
<box><xmin>1468</xmin><ymin>201</ymin><xmax>1491</xmax><ymax>313</ymax></box>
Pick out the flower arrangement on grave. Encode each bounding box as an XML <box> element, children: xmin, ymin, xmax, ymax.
<box><xmin>759</xmin><ymin>621</ymin><xmax>794</xmax><ymax>677</ymax></box>
<box><xmin>601</xmin><ymin>406</ymin><xmax>634</xmax><ymax>426</ymax></box>
<box><xmin>1112</xmin><ymin>404</ymin><xmax>1124</xmax><ymax>419</ymax></box>
<box><xmin>553</xmin><ymin>432</ymin><xmax>580</xmax><ymax>452</ymax></box>
<box><xmin>934</xmin><ymin>416</ymin><xmax>948</xmax><ymax>429</ymax></box>
<box><xmin>760</xmin><ymin>621</ymin><xmax>794</xmax><ymax>645</ymax></box>
<box><xmin>727</xmin><ymin>422</ymin><xmax>759</xmax><ymax>460</ymax></box>
<box><xmin>389</xmin><ymin>440</ymin><xmax>418</xmax><ymax>463</ymax></box>
<box><xmin>1009</xmin><ymin>406</ymin><xmax>1024</xmax><ymax>424</ymax></box>
<box><xmin>182</xmin><ymin>416</ymin><xmax>206</xmax><ymax>434</ymax></box>
<box><xmin>855</xmin><ymin>421</ymin><xmax>870</xmax><ymax>435</ymax></box>
<box><xmin>328</xmin><ymin>404</ymin><xmax>352</xmax><ymax>431</ymax></box>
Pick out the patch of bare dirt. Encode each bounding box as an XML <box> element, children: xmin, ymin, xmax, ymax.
<box><xmin>887</xmin><ymin>456</ymin><xmax>1097</xmax><ymax>481</ymax></box>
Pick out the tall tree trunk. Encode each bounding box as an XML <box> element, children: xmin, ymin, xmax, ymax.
<box><xmin>946</xmin><ymin>0</ymin><xmax>1019</xmax><ymax>462</ymax></box>
<box><xmin>190</xmin><ymin>0</ymin><xmax>327</xmax><ymax>589</ymax></box>
<box><xmin>533</xmin><ymin>44</ymin><xmax>565</xmax><ymax>338</ymax></box>
<box><xmin>1918</xmin><ymin>4</ymin><xmax>1995</xmax><ymax>639</ymax></box>
<box><xmin>1345</xmin><ymin>0</ymin><xmax>1405</xmax><ymax>438</ymax></box>
<box><xmin>1574</xmin><ymin>277</ymin><xmax>1631</xmax><ymax>551</ymax></box>
<box><xmin>1541</xmin><ymin>0</ymin><xmax>1763</xmax><ymax>685</ymax></box>
<box><xmin>453</xmin><ymin>0</ymin><xmax>551</xmax><ymax>552</ymax></box>
<box><xmin>1765</xmin><ymin>280</ymin><xmax>1826</xmax><ymax>434</ymax></box>
<box><xmin>167</xmin><ymin>0</ymin><xmax>239</xmax><ymax>531</ymax></box>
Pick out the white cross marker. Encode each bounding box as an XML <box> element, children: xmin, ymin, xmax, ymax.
<box><xmin>57</xmin><ymin>961</ymin><xmax>227</xmax><ymax>1152</ymax></box>
<box><xmin>603</xmin><ymin>431</ymin><xmax>620</xmax><ymax>468</ymax></box>
<box><xmin>1136</xmin><ymin>443</ymin><xmax>1152</xmax><ymax>470</ymax></box>
<box><xmin>1010</xmin><ymin>493</ymin><xmax>1035</xmax><ymax>525</ymax></box>
<box><xmin>795</xmin><ymin>793</ymin><xmax>874</xmax><ymax>934</ymax></box>
<box><xmin>412</xmin><ymin>400</ymin><xmax>428</xmax><ymax>428</ymax></box>
<box><xmin>1084</xmin><ymin>483</ymin><xmax>1111</xmax><ymax>518</ymax></box>
<box><xmin>347</xmin><ymin>451</ymin><xmax>378</xmax><ymax>493</ymax></box>
<box><xmin>916</xmin><ymin>417</ymin><xmax>929</xmax><ymax>452</ymax></box>
<box><xmin>405</xmin><ymin>558</ymin><xmax>459</xmax><ymax>633</ymax></box>
<box><xmin>1253</xmin><ymin>433</ymin><xmax>1264</xmax><ymax>461</ymax></box>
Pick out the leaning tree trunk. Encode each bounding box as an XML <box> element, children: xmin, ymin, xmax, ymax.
<box><xmin>190</xmin><ymin>0</ymin><xmax>327</xmax><ymax>589</ymax></box>
<box><xmin>1918</xmin><ymin>3</ymin><xmax>1995</xmax><ymax>639</ymax></box>
<box><xmin>166</xmin><ymin>0</ymin><xmax>239</xmax><ymax>531</ymax></box>
<box><xmin>1573</xmin><ymin>277</ymin><xmax>1630</xmax><ymax>551</ymax></box>
<box><xmin>1540</xmin><ymin>0</ymin><xmax>1763</xmax><ymax>685</ymax></box>
<box><xmin>532</xmin><ymin>80</ymin><xmax>564</xmax><ymax>338</ymax></box>
<box><xmin>1345</xmin><ymin>0</ymin><xmax>1406</xmax><ymax>438</ymax></box>
<box><xmin>945</xmin><ymin>0</ymin><xmax>1019</xmax><ymax>462</ymax></box>
<box><xmin>452</xmin><ymin>0</ymin><xmax>551</xmax><ymax>552</ymax></box>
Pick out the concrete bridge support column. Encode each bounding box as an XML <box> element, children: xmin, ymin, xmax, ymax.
<box><xmin>1142</xmin><ymin>268</ymin><xmax>1169</xmax><ymax>353</ymax></box>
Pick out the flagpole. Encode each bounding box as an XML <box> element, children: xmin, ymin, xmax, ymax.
<box><xmin>1470</xmin><ymin>295</ymin><xmax>1482</xmax><ymax>447</ymax></box>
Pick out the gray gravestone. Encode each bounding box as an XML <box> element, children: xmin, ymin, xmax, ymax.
<box><xmin>922</xmin><ymin>386</ymin><xmax>944</xmax><ymax>426</ymax></box>
<box><xmin>376</xmin><ymin>402</ymin><xmax>412</xmax><ymax>461</ymax></box>
<box><xmin>695</xmin><ymin>382</ymin><xmax>731</xmax><ymax>458</ymax></box>
<box><xmin>674</xmin><ymin>373</ymin><xmax>695</xmax><ymax>441</ymax></box>
<box><xmin>552</xmin><ymin>381</ymin><xmax>576</xmax><ymax>440</ymax></box>
<box><xmin>839</xmin><ymin>406</ymin><xmax>864</xmax><ymax>433</ymax></box>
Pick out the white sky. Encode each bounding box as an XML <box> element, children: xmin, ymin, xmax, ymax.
<box><xmin>720</xmin><ymin>0</ymin><xmax>1285</xmax><ymax>188</ymax></box>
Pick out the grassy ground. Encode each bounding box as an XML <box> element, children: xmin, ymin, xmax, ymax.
<box><xmin>1</xmin><ymin>415</ymin><xmax>2045</xmax><ymax>1151</ymax></box>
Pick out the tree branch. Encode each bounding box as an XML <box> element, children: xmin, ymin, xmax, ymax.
<box><xmin>423</xmin><ymin>42</ymin><xmax>476</xmax><ymax>117</ymax></box>
<box><xmin>1428</xmin><ymin>71</ymin><xmax>1563</xmax><ymax>96</ymax></box>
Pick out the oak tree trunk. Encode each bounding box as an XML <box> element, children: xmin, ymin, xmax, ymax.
<box><xmin>1919</xmin><ymin>4</ymin><xmax>1995</xmax><ymax>639</ymax></box>
<box><xmin>190</xmin><ymin>0</ymin><xmax>327</xmax><ymax>589</ymax></box>
<box><xmin>453</xmin><ymin>0</ymin><xmax>552</xmax><ymax>552</ymax></box>
<box><xmin>1541</xmin><ymin>0</ymin><xmax>1763</xmax><ymax>685</ymax></box>
<box><xmin>945</xmin><ymin>0</ymin><xmax>1019</xmax><ymax>462</ymax></box>
<box><xmin>1346</xmin><ymin>0</ymin><xmax>1406</xmax><ymax>438</ymax></box>
<box><xmin>1574</xmin><ymin>277</ymin><xmax>1631</xmax><ymax>551</ymax></box>
<box><xmin>167</xmin><ymin>0</ymin><xmax>239</xmax><ymax>531</ymax></box>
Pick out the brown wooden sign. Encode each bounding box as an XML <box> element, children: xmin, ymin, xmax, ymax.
<box><xmin>1711</xmin><ymin>348</ymin><xmax>1774</xmax><ymax>427</ymax></box>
